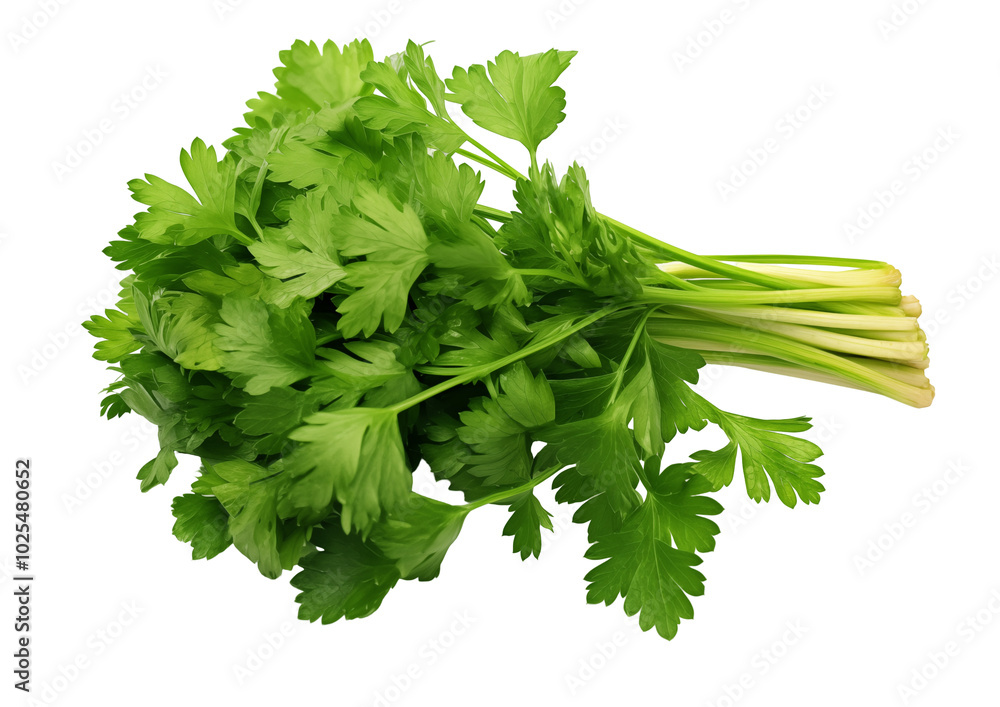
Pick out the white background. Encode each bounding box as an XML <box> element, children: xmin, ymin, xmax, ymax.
<box><xmin>2</xmin><ymin>0</ymin><xmax>998</xmax><ymax>705</ymax></box>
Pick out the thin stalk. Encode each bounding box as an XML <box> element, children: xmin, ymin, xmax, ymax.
<box><xmin>515</xmin><ymin>268</ymin><xmax>587</xmax><ymax>287</ymax></box>
<box><xmin>461</xmin><ymin>151</ymin><xmax>807</xmax><ymax>290</ymax></box>
<box><xmin>473</xmin><ymin>204</ymin><xmax>514</xmax><ymax>223</ymax></box>
<box><xmin>393</xmin><ymin>305</ymin><xmax>621</xmax><ymax>413</ymax></box>
<box><xmin>672</xmin><ymin>304</ymin><xmax>919</xmax><ymax>331</ymax></box>
<box><xmin>832</xmin><ymin>328</ymin><xmax>925</xmax><ymax>342</ymax></box>
<box><xmin>607</xmin><ymin>311</ymin><xmax>653</xmax><ymax>403</ymax></box>
<box><xmin>461</xmin><ymin>139</ymin><xmax>526</xmax><ymax>181</ymax></box>
<box><xmin>658</xmin><ymin>262</ymin><xmax>902</xmax><ymax>288</ymax></box>
<box><xmin>707</xmin><ymin>254</ymin><xmax>889</xmax><ymax>269</ymax></box>
<box><xmin>641</xmin><ymin>285</ymin><xmax>903</xmax><ymax>306</ymax></box>
<box><xmin>457</xmin><ymin>148</ymin><xmax>521</xmax><ymax>181</ymax></box>
<box><xmin>604</xmin><ymin>217</ymin><xmax>804</xmax><ymax>290</ymax></box>
<box><xmin>465</xmin><ymin>465</ymin><xmax>563</xmax><ymax>510</ymax></box>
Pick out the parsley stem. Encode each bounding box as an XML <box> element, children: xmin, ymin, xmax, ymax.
<box><xmin>473</xmin><ymin>205</ymin><xmax>514</xmax><ymax>223</ymax></box>
<box><xmin>607</xmin><ymin>310</ymin><xmax>655</xmax><ymax>404</ymax></box>
<box><xmin>389</xmin><ymin>305</ymin><xmax>622</xmax><ymax>415</ymax></box>
<box><xmin>457</xmin><ymin>148</ymin><xmax>517</xmax><ymax>179</ymax></box>
<box><xmin>640</xmin><ymin>285</ymin><xmax>903</xmax><ymax>306</ymax></box>
<box><xmin>245</xmin><ymin>158</ymin><xmax>269</xmax><ymax>239</ymax></box>
<box><xmin>602</xmin><ymin>217</ymin><xmax>803</xmax><ymax>290</ymax></box>
<box><xmin>459</xmin><ymin>154</ymin><xmax>805</xmax><ymax>290</ymax></box>
<box><xmin>668</xmin><ymin>303</ymin><xmax>919</xmax><ymax>331</ymax></box>
<box><xmin>659</xmin><ymin>261</ymin><xmax>900</xmax><ymax>288</ymax></box>
<box><xmin>706</xmin><ymin>254</ymin><xmax>889</xmax><ymax>268</ymax></box>
<box><xmin>515</xmin><ymin>268</ymin><xmax>587</xmax><ymax>287</ymax></box>
<box><xmin>464</xmin><ymin>465</ymin><xmax>562</xmax><ymax>510</ymax></box>
<box><xmin>460</xmin><ymin>139</ymin><xmax>526</xmax><ymax>181</ymax></box>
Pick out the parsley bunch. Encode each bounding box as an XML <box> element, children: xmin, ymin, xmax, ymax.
<box><xmin>86</xmin><ymin>39</ymin><xmax>932</xmax><ymax>639</ymax></box>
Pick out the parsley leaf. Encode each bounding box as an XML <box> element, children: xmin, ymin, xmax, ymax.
<box><xmin>334</xmin><ymin>183</ymin><xmax>430</xmax><ymax>337</ymax></box>
<box><xmin>292</xmin><ymin>524</ymin><xmax>400</xmax><ymax>624</ymax></box>
<box><xmin>503</xmin><ymin>491</ymin><xmax>554</xmax><ymax>560</ymax></box>
<box><xmin>129</xmin><ymin>139</ymin><xmax>244</xmax><ymax>245</ymax></box>
<box><xmin>585</xmin><ymin>463</ymin><xmax>722</xmax><ymax>639</ymax></box>
<box><xmin>447</xmin><ymin>49</ymin><xmax>576</xmax><ymax>154</ymax></box>
<box><xmin>370</xmin><ymin>494</ymin><xmax>468</xmax><ymax>580</ymax></box>
<box><xmin>693</xmin><ymin>410</ymin><xmax>825</xmax><ymax>507</ymax></box>
<box><xmin>285</xmin><ymin>407</ymin><xmax>412</xmax><ymax>534</ymax></box>
<box><xmin>214</xmin><ymin>295</ymin><xmax>319</xmax><ymax>394</ymax></box>
<box><xmin>171</xmin><ymin>494</ymin><xmax>233</xmax><ymax>560</ymax></box>
<box><xmin>244</xmin><ymin>39</ymin><xmax>374</xmax><ymax>128</ymax></box>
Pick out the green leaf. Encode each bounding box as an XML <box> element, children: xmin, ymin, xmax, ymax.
<box><xmin>250</xmin><ymin>224</ymin><xmax>346</xmax><ymax>308</ymax></box>
<box><xmin>84</xmin><ymin>308</ymin><xmax>142</xmax><ymax>362</ymax></box>
<box><xmin>266</xmin><ymin>139</ymin><xmax>353</xmax><ymax>189</ymax></box>
<box><xmin>370</xmin><ymin>494</ymin><xmax>468</xmax><ymax>580</ymax></box>
<box><xmin>694</xmin><ymin>410</ymin><xmax>825</xmax><ymax>507</ymax></box>
<box><xmin>446</xmin><ymin>49</ymin><xmax>576</xmax><ymax>153</ymax></box>
<box><xmin>456</xmin><ymin>396</ymin><xmax>533</xmax><ymax>487</ymax></box>
<box><xmin>539</xmin><ymin>410</ymin><xmax>641</xmax><ymax>514</ymax></box>
<box><xmin>354</xmin><ymin>57</ymin><xmax>467</xmax><ymax>153</ymax></box>
<box><xmin>285</xmin><ymin>407</ymin><xmax>412</xmax><ymax>533</ymax></box>
<box><xmin>584</xmin><ymin>463</ymin><xmax>721</xmax><ymax>640</ymax></box>
<box><xmin>334</xmin><ymin>183</ymin><xmax>430</xmax><ymax>337</ymax></box>
<box><xmin>129</xmin><ymin>139</ymin><xmax>242</xmax><ymax>245</ymax></box>
<box><xmin>136</xmin><ymin>448</ymin><xmax>178</xmax><ymax>492</ymax></box>
<box><xmin>644</xmin><ymin>463</ymin><xmax>724</xmax><ymax>554</ymax></box>
<box><xmin>234</xmin><ymin>386</ymin><xmax>325</xmax><ymax>438</ymax></box>
<box><xmin>403</xmin><ymin>40</ymin><xmax>450</xmax><ymax>117</ymax></box>
<box><xmin>292</xmin><ymin>524</ymin><xmax>400</xmax><ymax>624</ymax></box>
<box><xmin>207</xmin><ymin>460</ymin><xmax>310</xmax><ymax>578</ymax></box>
<box><xmin>503</xmin><ymin>492</ymin><xmax>554</xmax><ymax>560</ymax></box>
<box><xmin>389</xmin><ymin>139</ymin><xmax>484</xmax><ymax>225</ymax></box>
<box><xmin>315</xmin><ymin>340</ymin><xmax>410</xmax><ymax>394</ymax></box>
<box><xmin>622</xmin><ymin>333</ymin><xmax>708</xmax><ymax>457</ymax></box>
<box><xmin>244</xmin><ymin>39</ymin><xmax>374</xmax><ymax>127</ymax></box>
<box><xmin>214</xmin><ymin>295</ymin><xmax>318</xmax><ymax>394</ymax></box>
<box><xmin>171</xmin><ymin>494</ymin><xmax>233</xmax><ymax>560</ymax></box>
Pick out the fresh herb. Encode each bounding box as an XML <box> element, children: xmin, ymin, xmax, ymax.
<box><xmin>86</xmin><ymin>39</ymin><xmax>932</xmax><ymax>639</ymax></box>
